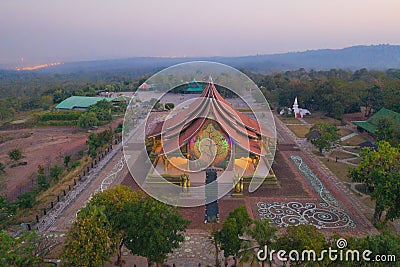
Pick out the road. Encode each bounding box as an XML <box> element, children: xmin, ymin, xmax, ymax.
<box><xmin>36</xmin><ymin>143</ymin><xmax>127</xmax><ymax>234</ymax></box>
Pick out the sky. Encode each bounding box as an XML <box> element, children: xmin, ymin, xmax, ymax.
<box><xmin>1</xmin><ymin>0</ymin><xmax>400</xmax><ymax>66</ymax></box>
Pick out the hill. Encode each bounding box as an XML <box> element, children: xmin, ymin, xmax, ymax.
<box><xmin>4</xmin><ymin>44</ymin><xmax>400</xmax><ymax>74</ymax></box>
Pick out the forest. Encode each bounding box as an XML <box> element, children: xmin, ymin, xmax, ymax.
<box><xmin>245</xmin><ymin>68</ymin><xmax>400</xmax><ymax>118</ymax></box>
<box><xmin>1</xmin><ymin>67</ymin><xmax>399</xmax><ymax>123</ymax></box>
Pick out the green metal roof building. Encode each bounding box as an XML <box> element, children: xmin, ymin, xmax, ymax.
<box><xmin>352</xmin><ymin>108</ymin><xmax>400</xmax><ymax>134</ymax></box>
<box><xmin>56</xmin><ymin>96</ymin><xmax>115</xmax><ymax>110</ymax></box>
<box><xmin>183</xmin><ymin>79</ymin><xmax>203</xmax><ymax>93</ymax></box>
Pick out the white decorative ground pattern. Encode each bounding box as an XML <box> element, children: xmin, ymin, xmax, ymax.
<box><xmin>257</xmin><ymin>156</ymin><xmax>355</xmax><ymax>229</ymax></box>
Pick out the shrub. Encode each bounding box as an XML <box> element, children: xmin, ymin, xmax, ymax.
<box><xmin>41</xmin><ymin>111</ymin><xmax>81</xmax><ymax>121</ymax></box>
<box><xmin>71</xmin><ymin>161</ymin><xmax>80</xmax><ymax>169</ymax></box>
<box><xmin>8</xmin><ymin>148</ymin><xmax>22</xmax><ymax>162</ymax></box>
<box><xmin>17</xmin><ymin>192</ymin><xmax>36</xmax><ymax>209</ymax></box>
<box><xmin>77</xmin><ymin>112</ymin><xmax>99</xmax><ymax>129</ymax></box>
<box><xmin>165</xmin><ymin>103</ymin><xmax>175</xmax><ymax>110</ymax></box>
<box><xmin>50</xmin><ymin>165</ymin><xmax>63</xmax><ymax>181</ymax></box>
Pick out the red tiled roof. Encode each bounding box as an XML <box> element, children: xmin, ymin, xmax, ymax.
<box><xmin>146</xmin><ymin>78</ymin><xmax>272</xmax><ymax>156</ymax></box>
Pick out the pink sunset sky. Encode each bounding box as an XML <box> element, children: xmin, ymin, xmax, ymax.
<box><xmin>0</xmin><ymin>0</ymin><xmax>399</xmax><ymax>65</ymax></box>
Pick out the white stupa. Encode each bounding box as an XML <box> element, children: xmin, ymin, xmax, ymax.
<box><xmin>292</xmin><ymin>97</ymin><xmax>311</xmax><ymax>118</ymax></box>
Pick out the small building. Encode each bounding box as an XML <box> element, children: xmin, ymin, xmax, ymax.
<box><xmin>138</xmin><ymin>82</ymin><xmax>153</xmax><ymax>90</ymax></box>
<box><xmin>352</xmin><ymin>108</ymin><xmax>400</xmax><ymax>135</ymax></box>
<box><xmin>55</xmin><ymin>96</ymin><xmax>115</xmax><ymax>110</ymax></box>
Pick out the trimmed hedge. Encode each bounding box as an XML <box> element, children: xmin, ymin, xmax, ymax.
<box><xmin>40</xmin><ymin>111</ymin><xmax>82</xmax><ymax>121</ymax></box>
<box><xmin>36</xmin><ymin>120</ymin><xmax>78</xmax><ymax>126</ymax></box>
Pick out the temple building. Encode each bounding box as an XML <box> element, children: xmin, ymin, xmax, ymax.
<box><xmin>145</xmin><ymin>77</ymin><xmax>277</xmax><ymax>198</ymax></box>
<box><xmin>181</xmin><ymin>79</ymin><xmax>203</xmax><ymax>94</ymax></box>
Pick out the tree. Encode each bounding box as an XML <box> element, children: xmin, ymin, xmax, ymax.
<box><xmin>89</xmin><ymin>100</ymin><xmax>113</xmax><ymax>121</ymax></box>
<box><xmin>247</xmin><ymin>219</ymin><xmax>277</xmax><ymax>267</ymax></box>
<box><xmin>306</xmin><ymin>122</ymin><xmax>340</xmax><ymax>153</ymax></box>
<box><xmin>77</xmin><ymin>111</ymin><xmax>99</xmax><ymax>129</ymax></box>
<box><xmin>97</xmin><ymin>128</ymin><xmax>113</xmax><ymax>145</ymax></box>
<box><xmin>228</xmin><ymin>206</ymin><xmax>252</xmax><ymax>233</ymax></box>
<box><xmin>346</xmin><ymin>231</ymin><xmax>400</xmax><ymax>266</ymax></box>
<box><xmin>114</xmin><ymin>123</ymin><xmax>123</xmax><ymax>134</ymax></box>
<box><xmin>88</xmin><ymin>133</ymin><xmax>100</xmax><ymax>157</ymax></box>
<box><xmin>276</xmin><ymin>224</ymin><xmax>327</xmax><ymax>266</ymax></box>
<box><xmin>17</xmin><ymin>191</ymin><xmax>36</xmax><ymax>209</ymax></box>
<box><xmin>8</xmin><ymin>148</ymin><xmax>22</xmax><ymax>162</ymax></box>
<box><xmin>63</xmin><ymin>155</ymin><xmax>71</xmax><ymax>168</ymax></box>
<box><xmin>219</xmin><ymin>206</ymin><xmax>252</xmax><ymax>266</ymax></box>
<box><xmin>87</xmin><ymin>186</ymin><xmax>144</xmax><ymax>266</ymax></box>
<box><xmin>0</xmin><ymin>196</ymin><xmax>16</xmax><ymax>229</ymax></box>
<box><xmin>207</xmin><ymin>222</ymin><xmax>221</xmax><ymax>267</ymax></box>
<box><xmin>37</xmin><ymin>165</ymin><xmax>48</xmax><ymax>190</ymax></box>
<box><xmin>375</xmin><ymin>116</ymin><xmax>399</xmax><ymax>146</ymax></box>
<box><xmin>118</xmin><ymin>196</ymin><xmax>190</xmax><ymax>266</ymax></box>
<box><xmin>49</xmin><ymin>164</ymin><xmax>63</xmax><ymax>181</ymax></box>
<box><xmin>64</xmin><ymin>186</ymin><xmax>189</xmax><ymax>267</ymax></box>
<box><xmin>348</xmin><ymin>141</ymin><xmax>400</xmax><ymax>223</ymax></box>
<box><xmin>62</xmin><ymin>205</ymin><xmax>115</xmax><ymax>267</ymax></box>
<box><xmin>220</xmin><ymin>217</ymin><xmax>241</xmax><ymax>266</ymax></box>
<box><xmin>0</xmin><ymin>230</ymin><xmax>43</xmax><ymax>267</ymax></box>
<box><xmin>361</xmin><ymin>85</ymin><xmax>383</xmax><ymax>117</ymax></box>
<box><xmin>87</xmin><ymin>130</ymin><xmax>113</xmax><ymax>158</ymax></box>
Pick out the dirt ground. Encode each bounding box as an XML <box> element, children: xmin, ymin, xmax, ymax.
<box><xmin>0</xmin><ymin>118</ymin><xmax>123</xmax><ymax>200</ymax></box>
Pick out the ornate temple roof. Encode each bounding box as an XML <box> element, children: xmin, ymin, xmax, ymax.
<box><xmin>146</xmin><ymin>77</ymin><xmax>272</xmax><ymax>156</ymax></box>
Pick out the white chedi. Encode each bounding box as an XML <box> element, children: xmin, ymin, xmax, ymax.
<box><xmin>292</xmin><ymin>97</ymin><xmax>310</xmax><ymax>118</ymax></box>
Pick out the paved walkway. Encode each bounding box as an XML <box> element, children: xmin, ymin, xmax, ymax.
<box><xmin>340</xmin><ymin>132</ymin><xmax>358</xmax><ymax>141</ymax></box>
<box><xmin>36</xmin><ymin>142</ymin><xmax>125</xmax><ymax>234</ymax></box>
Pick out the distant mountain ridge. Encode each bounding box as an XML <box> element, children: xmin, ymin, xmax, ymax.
<box><xmin>260</xmin><ymin>45</ymin><xmax>400</xmax><ymax>71</ymax></box>
<box><xmin>4</xmin><ymin>44</ymin><xmax>400</xmax><ymax>74</ymax></box>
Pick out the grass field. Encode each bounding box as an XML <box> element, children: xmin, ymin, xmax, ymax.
<box><xmin>279</xmin><ymin>116</ymin><xmax>303</xmax><ymax>124</ymax></box>
<box><xmin>340</xmin><ymin>135</ymin><xmax>367</xmax><ymax>146</ymax></box>
<box><xmin>319</xmin><ymin>157</ymin><xmax>351</xmax><ymax>182</ymax></box>
<box><xmin>303</xmin><ymin>112</ymin><xmax>342</xmax><ymax>126</ymax></box>
<box><xmin>337</xmin><ymin>127</ymin><xmax>353</xmax><ymax>137</ymax></box>
<box><xmin>329</xmin><ymin>150</ymin><xmax>357</xmax><ymax>160</ymax></box>
<box><xmin>343</xmin><ymin>146</ymin><xmax>362</xmax><ymax>154</ymax></box>
<box><xmin>286</xmin><ymin>124</ymin><xmax>310</xmax><ymax>138</ymax></box>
